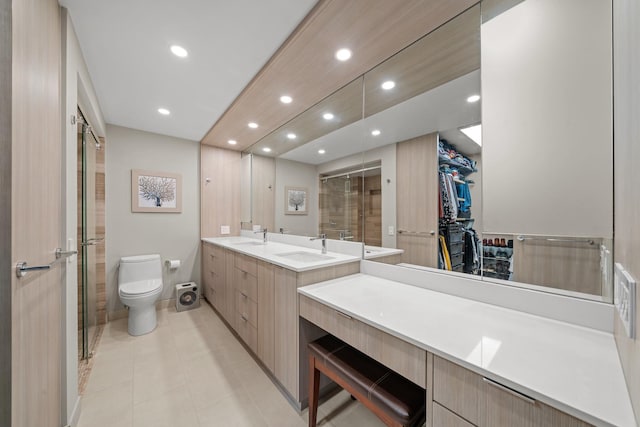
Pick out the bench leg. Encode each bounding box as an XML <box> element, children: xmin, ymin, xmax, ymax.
<box><xmin>308</xmin><ymin>354</ymin><xmax>320</xmax><ymax>427</ymax></box>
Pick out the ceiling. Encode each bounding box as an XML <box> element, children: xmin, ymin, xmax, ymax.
<box><xmin>59</xmin><ymin>0</ymin><xmax>318</xmax><ymax>141</ymax></box>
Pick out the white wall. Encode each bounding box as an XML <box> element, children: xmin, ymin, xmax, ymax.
<box><xmin>481</xmin><ymin>0</ymin><xmax>613</xmax><ymax>237</ymax></box>
<box><xmin>105</xmin><ymin>125</ymin><xmax>200</xmax><ymax>315</ymax></box>
<box><xmin>274</xmin><ymin>158</ymin><xmax>319</xmax><ymax>236</ymax></box>
<box><xmin>61</xmin><ymin>10</ymin><xmax>106</xmax><ymax>426</ymax></box>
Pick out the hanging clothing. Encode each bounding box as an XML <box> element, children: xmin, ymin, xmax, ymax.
<box><xmin>438</xmin><ymin>172</ymin><xmax>459</xmax><ymax>222</ymax></box>
<box><xmin>456</xmin><ymin>182</ymin><xmax>472</xmax><ymax>213</ymax></box>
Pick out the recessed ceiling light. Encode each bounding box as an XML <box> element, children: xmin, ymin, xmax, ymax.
<box><xmin>280</xmin><ymin>95</ymin><xmax>292</xmax><ymax>104</ymax></box>
<box><xmin>262</xmin><ymin>147</ymin><xmax>272</xmax><ymax>153</ymax></box>
<box><xmin>323</xmin><ymin>113</ymin><xmax>334</xmax><ymax>120</ymax></box>
<box><xmin>287</xmin><ymin>133</ymin><xmax>296</xmax><ymax>140</ymax></box>
<box><xmin>460</xmin><ymin>124</ymin><xmax>482</xmax><ymax>146</ymax></box>
<box><xmin>467</xmin><ymin>94</ymin><xmax>481</xmax><ymax>103</ymax></box>
<box><xmin>170</xmin><ymin>45</ymin><xmax>188</xmax><ymax>58</ymax></box>
<box><xmin>248</xmin><ymin>122</ymin><xmax>258</xmax><ymax>129</ymax></box>
<box><xmin>318</xmin><ymin>149</ymin><xmax>326</xmax><ymax>154</ymax></box>
<box><xmin>228</xmin><ymin>139</ymin><xmax>237</xmax><ymax>145</ymax></box>
<box><xmin>371</xmin><ymin>129</ymin><xmax>381</xmax><ymax>136</ymax></box>
<box><xmin>335</xmin><ymin>48</ymin><xmax>352</xmax><ymax>61</ymax></box>
<box><xmin>381</xmin><ymin>81</ymin><xmax>395</xmax><ymax>90</ymax></box>
<box><xmin>157</xmin><ymin>108</ymin><xmax>170</xmax><ymax>115</ymax></box>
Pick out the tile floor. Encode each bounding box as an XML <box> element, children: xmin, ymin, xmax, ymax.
<box><xmin>77</xmin><ymin>303</ymin><xmax>386</xmax><ymax>427</ymax></box>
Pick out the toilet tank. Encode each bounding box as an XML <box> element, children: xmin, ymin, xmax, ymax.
<box><xmin>119</xmin><ymin>254</ymin><xmax>162</xmax><ymax>284</ymax></box>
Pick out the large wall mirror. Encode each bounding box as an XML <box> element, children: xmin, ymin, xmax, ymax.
<box><xmin>244</xmin><ymin>0</ymin><xmax>614</xmax><ymax>303</ymax></box>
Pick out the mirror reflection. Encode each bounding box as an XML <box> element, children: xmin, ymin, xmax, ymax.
<box><xmin>244</xmin><ymin>0</ymin><xmax>613</xmax><ymax>303</ymax></box>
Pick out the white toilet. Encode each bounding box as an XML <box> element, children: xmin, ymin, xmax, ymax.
<box><xmin>118</xmin><ymin>254</ymin><xmax>163</xmax><ymax>336</ymax></box>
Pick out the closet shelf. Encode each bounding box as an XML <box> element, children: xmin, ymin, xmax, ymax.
<box><xmin>439</xmin><ymin>157</ymin><xmax>477</xmax><ymax>176</ymax></box>
<box><xmin>483</xmin><ymin>256</ymin><xmax>511</xmax><ymax>262</ymax></box>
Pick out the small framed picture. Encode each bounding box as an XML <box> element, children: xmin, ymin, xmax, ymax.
<box><xmin>131</xmin><ymin>169</ymin><xmax>182</xmax><ymax>213</ymax></box>
<box><xmin>285</xmin><ymin>186</ymin><xmax>307</xmax><ymax>215</ymax></box>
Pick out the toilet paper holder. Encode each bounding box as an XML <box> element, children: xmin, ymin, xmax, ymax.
<box><xmin>165</xmin><ymin>259</ymin><xmax>181</xmax><ymax>269</ymax></box>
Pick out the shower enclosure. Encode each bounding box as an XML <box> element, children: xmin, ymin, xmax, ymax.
<box><xmin>77</xmin><ymin>109</ymin><xmax>102</xmax><ymax>360</ymax></box>
<box><xmin>318</xmin><ymin>165</ymin><xmax>382</xmax><ymax>245</ymax></box>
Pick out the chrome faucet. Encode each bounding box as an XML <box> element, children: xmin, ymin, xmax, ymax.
<box><xmin>254</xmin><ymin>228</ymin><xmax>268</xmax><ymax>243</ymax></box>
<box><xmin>310</xmin><ymin>233</ymin><xmax>327</xmax><ymax>254</ymax></box>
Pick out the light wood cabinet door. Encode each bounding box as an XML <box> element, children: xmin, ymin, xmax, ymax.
<box><xmin>479</xmin><ymin>378</ymin><xmax>593</xmax><ymax>427</ymax></box>
<box><xmin>433</xmin><ymin>402</ymin><xmax>475</xmax><ymax>427</ymax></box>
<box><xmin>257</xmin><ymin>260</ymin><xmax>275</xmax><ymax>373</ymax></box>
<box><xmin>274</xmin><ymin>266</ymin><xmax>299</xmax><ymax>399</ymax></box>
<box><xmin>433</xmin><ymin>356</ymin><xmax>482</xmax><ymax>425</ymax></box>
<box><xmin>223</xmin><ymin>249</ymin><xmax>236</xmax><ymax>330</ymax></box>
<box><xmin>396</xmin><ymin>133</ymin><xmax>439</xmax><ymax>267</ymax></box>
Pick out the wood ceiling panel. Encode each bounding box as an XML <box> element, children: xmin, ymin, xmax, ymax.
<box><xmin>200</xmin><ymin>0</ymin><xmax>479</xmax><ymax>151</ymax></box>
<box><xmin>363</xmin><ymin>4</ymin><xmax>481</xmax><ymax>118</ymax></box>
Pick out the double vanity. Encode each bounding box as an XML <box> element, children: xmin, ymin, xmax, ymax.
<box><xmin>201</xmin><ymin>234</ymin><xmax>635</xmax><ymax>427</ymax></box>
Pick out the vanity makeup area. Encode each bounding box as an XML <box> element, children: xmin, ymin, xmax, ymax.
<box><xmin>201</xmin><ymin>1</ymin><xmax>636</xmax><ymax>426</ymax></box>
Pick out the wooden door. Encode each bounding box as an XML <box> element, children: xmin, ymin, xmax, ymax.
<box><xmin>11</xmin><ymin>0</ymin><xmax>63</xmax><ymax>426</ymax></box>
<box><xmin>396</xmin><ymin>133</ymin><xmax>439</xmax><ymax>267</ymax></box>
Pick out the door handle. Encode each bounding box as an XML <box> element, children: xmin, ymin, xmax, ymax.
<box><xmin>16</xmin><ymin>247</ymin><xmax>77</xmax><ymax>278</ymax></box>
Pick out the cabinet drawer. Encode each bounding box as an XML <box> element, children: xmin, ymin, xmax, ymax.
<box><xmin>433</xmin><ymin>356</ymin><xmax>481</xmax><ymax>425</ymax></box>
<box><xmin>202</xmin><ymin>244</ymin><xmax>213</xmax><ymax>275</ymax></box>
<box><xmin>236</xmin><ymin>312</ymin><xmax>258</xmax><ymax>353</ymax></box>
<box><xmin>235</xmin><ymin>268</ymin><xmax>258</xmax><ymax>301</ymax></box>
<box><xmin>236</xmin><ymin>290</ymin><xmax>258</xmax><ymax>327</ymax></box>
<box><xmin>433</xmin><ymin>402</ymin><xmax>475</xmax><ymax>427</ymax></box>
<box><xmin>299</xmin><ymin>294</ymin><xmax>426</xmax><ymax>388</ymax></box>
<box><xmin>235</xmin><ymin>253</ymin><xmax>257</xmax><ymax>276</ymax></box>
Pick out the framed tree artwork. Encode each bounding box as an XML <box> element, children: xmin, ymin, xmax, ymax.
<box><xmin>285</xmin><ymin>186</ymin><xmax>307</xmax><ymax>215</ymax></box>
<box><xmin>131</xmin><ymin>169</ymin><xmax>182</xmax><ymax>213</ymax></box>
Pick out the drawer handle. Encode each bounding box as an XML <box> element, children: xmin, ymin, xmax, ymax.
<box><xmin>335</xmin><ymin>310</ymin><xmax>352</xmax><ymax>320</ymax></box>
<box><xmin>482</xmin><ymin>377</ymin><xmax>536</xmax><ymax>405</ymax></box>
<box><xmin>240</xmin><ymin>291</ymin><xmax>248</xmax><ymax>298</ymax></box>
<box><xmin>241</xmin><ymin>314</ymin><xmax>248</xmax><ymax>322</ymax></box>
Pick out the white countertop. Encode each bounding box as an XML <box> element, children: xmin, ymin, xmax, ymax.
<box><xmin>298</xmin><ymin>274</ymin><xmax>636</xmax><ymax>427</ymax></box>
<box><xmin>202</xmin><ymin>236</ymin><xmax>360</xmax><ymax>272</ymax></box>
<box><xmin>363</xmin><ymin>245</ymin><xmax>404</xmax><ymax>260</ymax></box>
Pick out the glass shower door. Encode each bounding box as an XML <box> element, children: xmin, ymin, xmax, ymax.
<box><xmin>79</xmin><ymin>120</ymin><xmax>98</xmax><ymax>360</ymax></box>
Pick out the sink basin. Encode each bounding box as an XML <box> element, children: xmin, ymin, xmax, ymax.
<box><xmin>275</xmin><ymin>251</ymin><xmax>335</xmax><ymax>262</ymax></box>
<box><xmin>231</xmin><ymin>241</ymin><xmax>265</xmax><ymax>246</ymax></box>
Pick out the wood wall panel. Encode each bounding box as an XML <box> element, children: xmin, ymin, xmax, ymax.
<box><xmin>396</xmin><ymin>133</ymin><xmax>439</xmax><ymax>267</ymax></box>
<box><xmin>363</xmin><ymin>4</ymin><xmax>480</xmax><ymax>117</ymax></box>
<box><xmin>201</xmin><ymin>146</ymin><xmax>242</xmax><ymax>237</ymax></box>
<box><xmin>613</xmin><ymin>0</ymin><xmax>640</xmax><ymax>422</ymax></box>
<box><xmin>201</xmin><ymin>0</ymin><xmax>478</xmax><ymax>151</ymax></box>
<box><xmin>11</xmin><ymin>0</ymin><xmax>63</xmax><ymax>425</ymax></box>
<box><xmin>512</xmin><ymin>239</ymin><xmax>601</xmax><ymax>296</ymax></box>
<box><xmin>0</xmin><ymin>0</ymin><xmax>10</xmax><ymax>424</ymax></box>
<box><xmin>95</xmin><ymin>137</ymin><xmax>106</xmax><ymax>324</ymax></box>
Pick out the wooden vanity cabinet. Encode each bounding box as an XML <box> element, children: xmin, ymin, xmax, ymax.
<box><xmin>202</xmin><ymin>243</ymin><xmax>228</xmax><ymax>315</ymax></box>
<box><xmin>432</xmin><ymin>356</ymin><xmax>593</xmax><ymax>427</ymax></box>
<box><xmin>202</xmin><ymin>243</ymin><xmax>359</xmax><ymax>405</ymax></box>
<box><xmin>257</xmin><ymin>260</ymin><xmax>275</xmax><ymax>373</ymax></box>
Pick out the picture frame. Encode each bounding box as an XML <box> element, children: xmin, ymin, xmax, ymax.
<box><xmin>285</xmin><ymin>186</ymin><xmax>308</xmax><ymax>215</ymax></box>
<box><xmin>131</xmin><ymin>169</ymin><xmax>182</xmax><ymax>213</ymax></box>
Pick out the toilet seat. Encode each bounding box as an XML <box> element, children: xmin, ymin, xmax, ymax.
<box><xmin>119</xmin><ymin>279</ymin><xmax>162</xmax><ymax>298</ymax></box>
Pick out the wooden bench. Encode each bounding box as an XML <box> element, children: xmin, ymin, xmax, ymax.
<box><xmin>308</xmin><ymin>334</ymin><xmax>426</xmax><ymax>427</ymax></box>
